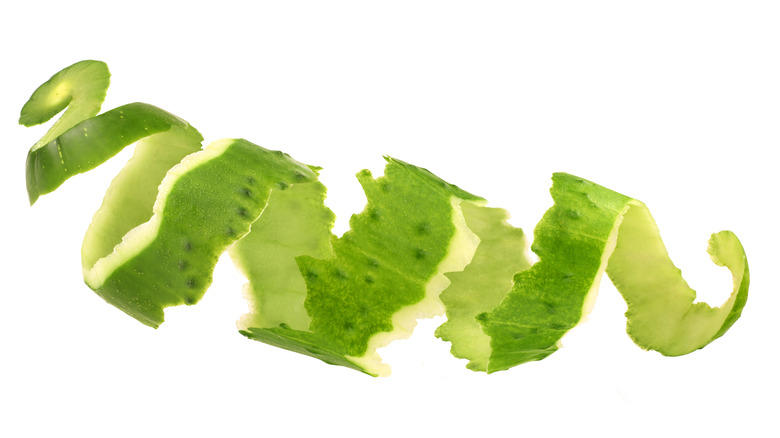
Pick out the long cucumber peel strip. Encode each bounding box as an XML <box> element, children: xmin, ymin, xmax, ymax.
<box><xmin>86</xmin><ymin>138</ymin><xmax>318</xmax><ymax>327</ymax></box>
<box><xmin>232</xmin><ymin>158</ymin><xmax>485</xmax><ymax>376</ymax></box>
<box><xmin>21</xmin><ymin>61</ymin><xmax>750</xmax><ymax>376</ymax></box>
<box><xmin>435</xmin><ymin>203</ymin><xmax>534</xmax><ymax>371</ymax></box>
<box><xmin>20</xmin><ymin>60</ymin><xmax>203</xmax><ymax>206</ymax></box>
<box><xmin>450</xmin><ymin>174</ymin><xmax>749</xmax><ymax>373</ymax></box>
<box><xmin>21</xmin><ymin>60</ymin><xmax>319</xmax><ymax>327</ymax></box>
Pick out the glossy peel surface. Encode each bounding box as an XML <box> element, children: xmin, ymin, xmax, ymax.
<box><xmin>21</xmin><ymin>60</ymin><xmax>751</xmax><ymax>376</ymax></box>
<box><xmin>469</xmin><ymin>174</ymin><xmax>749</xmax><ymax>373</ymax></box>
<box><xmin>86</xmin><ymin>139</ymin><xmax>318</xmax><ymax>327</ymax></box>
<box><xmin>234</xmin><ymin>158</ymin><xmax>483</xmax><ymax>376</ymax></box>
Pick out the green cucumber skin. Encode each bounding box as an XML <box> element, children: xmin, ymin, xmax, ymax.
<box><xmin>92</xmin><ymin>140</ymin><xmax>318</xmax><ymax>328</ymax></box>
<box><xmin>231</xmin><ymin>180</ymin><xmax>336</xmax><ymax>332</ymax></box>
<box><xmin>478</xmin><ymin>174</ymin><xmax>749</xmax><ymax>373</ymax></box>
<box><xmin>26</xmin><ymin>102</ymin><xmax>198</xmax><ymax>204</ymax></box>
<box><xmin>300</xmin><ymin>159</ymin><xmax>481</xmax><ymax>357</ymax></box>
<box><xmin>478</xmin><ymin>173</ymin><xmax>631</xmax><ymax>373</ymax></box>
<box><xmin>709</xmin><ymin>232</ymin><xmax>750</xmax><ymax>341</ymax></box>
<box><xmin>19</xmin><ymin>61</ymin><xmax>751</xmax><ymax>376</ymax></box>
<box><xmin>239</xmin><ymin>159</ymin><xmax>482</xmax><ymax>372</ymax></box>
<box><xmin>19</xmin><ymin>60</ymin><xmax>109</xmax><ymax>134</ymax></box>
<box><xmin>241</xmin><ymin>326</ymin><xmax>370</xmax><ymax>375</ymax></box>
<box><xmin>435</xmin><ymin>202</ymin><xmax>532</xmax><ymax>372</ymax></box>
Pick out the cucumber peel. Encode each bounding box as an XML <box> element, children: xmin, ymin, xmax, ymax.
<box><xmin>607</xmin><ymin>205</ymin><xmax>749</xmax><ymax>356</ymax></box>
<box><xmin>435</xmin><ymin>203</ymin><xmax>533</xmax><ymax>371</ymax></box>
<box><xmin>457</xmin><ymin>174</ymin><xmax>749</xmax><ymax>373</ymax></box>
<box><xmin>232</xmin><ymin>158</ymin><xmax>484</xmax><ymax>376</ymax></box>
<box><xmin>84</xmin><ymin>138</ymin><xmax>318</xmax><ymax>327</ymax></box>
<box><xmin>20</xmin><ymin>60</ymin><xmax>751</xmax><ymax>376</ymax></box>
<box><xmin>21</xmin><ymin>60</ymin><xmax>318</xmax><ymax>327</ymax></box>
<box><xmin>20</xmin><ymin>60</ymin><xmax>109</xmax><ymax>147</ymax></box>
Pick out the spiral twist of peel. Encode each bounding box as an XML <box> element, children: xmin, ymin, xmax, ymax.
<box><xmin>20</xmin><ymin>60</ymin><xmax>749</xmax><ymax>376</ymax></box>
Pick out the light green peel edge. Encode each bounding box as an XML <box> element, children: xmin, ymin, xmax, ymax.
<box><xmin>436</xmin><ymin>203</ymin><xmax>533</xmax><ymax>371</ymax></box>
<box><xmin>230</xmin><ymin>180</ymin><xmax>336</xmax><ymax>333</ymax></box>
<box><xmin>21</xmin><ymin>61</ymin><xmax>751</xmax><ymax>377</ymax></box>
<box><xmin>231</xmin><ymin>170</ymin><xmax>484</xmax><ymax>376</ymax></box>
<box><xmin>83</xmin><ymin>139</ymin><xmax>234</xmax><ymax>288</ymax></box>
<box><xmin>607</xmin><ymin>201</ymin><xmax>749</xmax><ymax>356</ymax></box>
<box><xmin>458</xmin><ymin>175</ymin><xmax>748</xmax><ymax>373</ymax></box>
<box><xmin>346</xmin><ymin>196</ymin><xmax>482</xmax><ymax>376</ymax></box>
<box><xmin>21</xmin><ymin>60</ymin><xmax>110</xmax><ymax>151</ymax></box>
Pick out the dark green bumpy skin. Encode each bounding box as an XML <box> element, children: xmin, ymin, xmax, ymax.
<box><xmin>21</xmin><ymin>60</ymin><xmax>751</xmax><ymax>376</ymax></box>
<box><xmin>474</xmin><ymin>174</ymin><xmax>749</xmax><ymax>373</ymax></box>
<box><xmin>26</xmin><ymin>103</ymin><xmax>200</xmax><ymax>204</ymax></box>
<box><xmin>92</xmin><ymin>140</ymin><xmax>319</xmax><ymax>327</ymax></box>
<box><xmin>477</xmin><ymin>174</ymin><xmax>632</xmax><ymax>372</ymax></box>
<box><xmin>238</xmin><ymin>158</ymin><xmax>484</xmax><ymax>375</ymax></box>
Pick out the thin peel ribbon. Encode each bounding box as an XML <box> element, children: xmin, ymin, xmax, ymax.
<box><xmin>21</xmin><ymin>61</ymin><xmax>749</xmax><ymax>376</ymax></box>
<box><xmin>449</xmin><ymin>175</ymin><xmax>749</xmax><ymax>373</ymax></box>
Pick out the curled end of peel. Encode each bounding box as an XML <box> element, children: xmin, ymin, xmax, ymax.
<box><xmin>707</xmin><ymin>230</ymin><xmax>750</xmax><ymax>341</ymax></box>
<box><xmin>707</xmin><ymin>231</ymin><xmax>747</xmax><ymax>272</ymax></box>
<box><xmin>21</xmin><ymin>61</ymin><xmax>110</xmax><ymax>154</ymax></box>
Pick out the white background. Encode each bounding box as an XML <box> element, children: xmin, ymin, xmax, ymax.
<box><xmin>1</xmin><ymin>1</ymin><xmax>777</xmax><ymax>436</ymax></box>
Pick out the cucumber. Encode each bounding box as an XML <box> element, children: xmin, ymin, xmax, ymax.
<box><xmin>607</xmin><ymin>204</ymin><xmax>749</xmax><ymax>356</ymax></box>
<box><xmin>435</xmin><ymin>203</ymin><xmax>533</xmax><ymax>372</ymax></box>
<box><xmin>445</xmin><ymin>173</ymin><xmax>749</xmax><ymax>373</ymax></box>
<box><xmin>84</xmin><ymin>138</ymin><xmax>318</xmax><ymax>327</ymax></box>
<box><xmin>21</xmin><ymin>60</ymin><xmax>751</xmax><ymax>376</ymax></box>
<box><xmin>232</xmin><ymin>158</ymin><xmax>484</xmax><ymax>376</ymax></box>
<box><xmin>20</xmin><ymin>60</ymin><xmax>109</xmax><ymax>148</ymax></box>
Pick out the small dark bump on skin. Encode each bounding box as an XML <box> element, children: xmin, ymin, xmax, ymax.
<box><xmin>369</xmin><ymin>209</ymin><xmax>381</xmax><ymax>220</ymax></box>
<box><xmin>184</xmin><ymin>297</ymin><xmax>196</xmax><ymax>305</ymax></box>
<box><xmin>364</xmin><ymin>275</ymin><xmax>375</xmax><ymax>284</ymax></box>
<box><xmin>417</xmin><ymin>223</ymin><xmax>431</xmax><ymax>234</ymax></box>
<box><xmin>568</xmin><ymin>210</ymin><xmax>581</xmax><ymax>218</ymax></box>
<box><xmin>177</xmin><ymin>260</ymin><xmax>188</xmax><ymax>270</ymax></box>
<box><xmin>334</xmin><ymin>269</ymin><xmax>348</xmax><ymax>279</ymax></box>
<box><xmin>543</xmin><ymin>302</ymin><xmax>556</xmax><ymax>314</ymax></box>
<box><xmin>226</xmin><ymin>227</ymin><xmax>236</xmax><ymax>236</ymax></box>
<box><xmin>246</xmin><ymin>176</ymin><xmax>256</xmax><ymax>185</ymax></box>
<box><xmin>367</xmin><ymin>258</ymin><xmax>380</xmax><ymax>269</ymax></box>
<box><xmin>183</xmin><ymin>241</ymin><xmax>192</xmax><ymax>251</ymax></box>
<box><xmin>380</xmin><ymin>181</ymin><xmax>391</xmax><ymax>192</ymax></box>
<box><xmin>236</xmin><ymin>207</ymin><xmax>249</xmax><ymax>217</ymax></box>
<box><xmin>305</xmin><ymin>270</ymin><xmax>319</xmax><ymax>281</ymax></box>
<box><xmin>343</xmin><ymin>321</ymin><xmax>355</xmax><ymax>332</ymax></box>
<box><xmin>186</xmin><ymin>278</ymin><xmax>197</xmax><ymax>288</ymax></box>
<box><xmin>239</xmin><ymin>187</ymin><xmax>252</xmax><ymax>198</ymax></box>
<box><xmin>415</xmin><ymin>248</ymin><xmax>427</xmax><ymax>259</ymax></box>
<box><xmin>294</xmin><ymin>171</ymin><xmax>306</xmax><ymax>181</ymax></box>
<box><xmin>277</xmin><ymin>181</ymin><xmax>288</xmax><ymax>190</ymax></box>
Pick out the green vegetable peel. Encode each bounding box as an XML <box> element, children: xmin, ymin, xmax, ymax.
<box><xmin>20</xmin><ymin>60</ymin><xmax>749</xmax><ymax>375</ymax></box>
